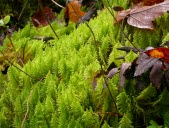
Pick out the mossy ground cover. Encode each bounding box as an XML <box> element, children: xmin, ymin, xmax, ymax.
<box><xmin>0</xmin><ymin>1</ymin><xmax>169</xmax><ymax>127</ymax></box>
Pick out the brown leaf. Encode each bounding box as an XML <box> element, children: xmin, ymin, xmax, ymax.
<box><xmin>32</xmin><ymin>7</ymin><xmax>56</xmax><ymax>27</ymax></box>
<box><xmin>115</xmin><ymin>0</ymin><xmax>169</xmax><ymax>29</ymax></box>
<box><xmin>64</xmin><ymin>0</ymin><xmax>86</xmax><ymax>25</ymax></box>
<box><xmin>76</xmin><ymin>7</ymin><xmax>97</xmax><ymax>27</ymax></box>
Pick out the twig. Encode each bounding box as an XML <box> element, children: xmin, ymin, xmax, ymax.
<box><xmin>104</xmin><ymin>79</ymin><xmax>119</xmax><ymax>114</ymax></box>
<box><xmin>7</xmin><ymin>36</ymin><xmax>25</xmax><ymax>67</ymax></box>
<box><xmin>13</xmin><ymin>0</ymin><xmax>29</xmax><ymax>29</ymax></box>
<box><xmin>20</xmin><ymin>77</ymin><xmax>44</xmax><ymax>128</ymax></box>
<box><xmin>69</xmin><ymin>2</ymin><xmax>105</xmax><ymax>67</ymax></box>
<box><xmin>0</xmin><ymin>50</ymin><xmax>36</xmax><ymax>80</ymax></box>
<box><xmin>51</xmin><ymin>0</ymin><xmax>65</xmax><ymax>9</ymax></box>
<box><xmin>39</xmin><ymin>0</ymin><xmax>59</xmax><ymax>40</ymax></box>
<box><xmin>69</xmin><ymin>1</ymin><xmax>119</xmax><ymax>115</ymax></box>
<box><xmin>18</xmin><ymin>0</ymin><xmax>29</xmax><ymax>21</ymax></box>
<box><xmin>104</xmin><ymin>0</ymin><xmax>140</xmax><ymax>52</ymax></box>
<box><xmin>2</xmin><ymin>15</ymin><xmax>25</xmax><ymax>67</ymax></box>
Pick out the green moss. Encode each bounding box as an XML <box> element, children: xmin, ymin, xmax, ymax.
<box><xmin>0</xmin><ymin>1</ymin><xmax>169</xmax><ymax>127</ymax></box>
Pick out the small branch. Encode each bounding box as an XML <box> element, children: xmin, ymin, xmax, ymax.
<box><xmin>51</xmin><ymin>0</ymin><xmax>65</xmax><ymax>9</ymax></box>
<box><xmin>104</xmin><ymin>79</ymin><xmax>119</xmax><ymax>114</ymax></box>
<box><xmin>18</xmin><ymin>0</ymin><xmax>29</xmax><ymax>21</ymax></box>
<box><xmin>69</xmin><ymin>2</ymin><xmax>104</xmax><ymax>66</ymax></box>
<box><xmin>39</xmin><ymin>0</ymin><xmax>59</xmax><ymax>40</ymax></box>
<box><xmin>20</xmin><ymin>77</ymin><xmax>44</xmax><ymax>128</ymax></box>
<box><xmin>103</xmin><ymin>0</ymin><xmax>140</xmax><ymax>52</ymax></box>
<box><xmin>69</xmin><ymin>1</ymin><xmax>120</xmax><ymax>117</ymax></box>
<box><xmin>0</xmin><ymin>50</ymin><xmax>36</xmax><ymax>80</ymax></box>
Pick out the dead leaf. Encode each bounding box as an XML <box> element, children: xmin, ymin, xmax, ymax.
<box><xmin>145</xmin><ymin>47</ymin><xmax>169</xmax><ymax>63</ymax></box>
<box><xmin>134</xmin><ymin>53</ymin><xmax>159</xmax><ymax>76</ymax></box>
<box><xmin>134</xmin><ymin>0</ymin><xmax>164</xmax><ymax>6</ymax></box>
<box><xmin>135</xmin><ymin>52</ymin><xmax>149</xmax><ymax>64</ymax></box>
<box><xmin>113</xmin><ymin>46</ymin><xmax>169</xmax><ymax>90</ymax></box>
<box><xmin>32</xmin><ymin>7</ymin><xmax>56</xmax><ymax>27</ymax></box>
<box><xmin>76</xmin><ymin>7</ymin><xmax>97</xmax><ymax>27</ymax></box>
<box><xmin>119</xmin><ymin>63</ymin><xmax>131</xmax><ymax>91</ymax></box>
<box><xmin>150</xmin><ymin>60</ymin><xmax>163</xmax><ymax>89</ymax></box>
<box><xmin>104</xmin><ymin>67</ymin><xmax>118</xmax><ymax>88</ymax></box>
<box><xmin>164</xmin><ymin>62</ymin><xmax>169</xmax><ymax>87</ymax></box>
<box><xmin>115</xmin><ymin>0</ymin><xmax>169</xmax><ymax>29</ymax></box>
<box><xmin>64</xmin><ymin>0</ymin><xmax>86</xmax><ymax>25</ymax></box>
<box><xmin>106</xmin><ymin>68</ymin><xmax>119</xmax><ymax>79</ymax></box>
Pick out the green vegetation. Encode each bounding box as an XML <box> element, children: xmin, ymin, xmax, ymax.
<box><xmin>0</xmin><ymin>0</ymin><xmax>169</xmax><ymax>127</ymax></box>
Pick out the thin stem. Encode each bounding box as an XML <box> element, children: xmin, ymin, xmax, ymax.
<box><xmin>39</xmin><ymin>0</ymin><xmax>59</xmax><ymax>40</ymax></box>
<box><xmin>2</xmin><ymin>13</ymin><xmax>25</xmax><ymax>67</ymax></box>
<box><xmin>103</xmin><ymin>0</ymin><xmax>140</xmax><ymax>52</ymax></box>
<box><xmin>51</xmin><ymin>0</ymin><xmax>65</xmax><ymax>9</ymax></box>
<box><xmin>18</xmin><ymin>0</ymin><xmax>29</xmax><ymax>21</ymax></box>
<box><xmin>121</xmin><ymin>18</ymin><xmax>125</xmax><ymax>45</ymax></box>
<box><xmin>69</xmin><ymin>2</ymin><xmax>105</xmax><ymax>68</ymax></box>
<box><xmin>13</xmin><ymin>0</ymin><xmax>29</xmax><ymax>29</ymax></box>
<box><xmin>69</xmin><ymin>1</ymin><xmax>119</xmax><ymax>114</ymax></box>
<box><xmin>104</xmin><ymin>78</ymin><xmax>119</xmax><ymax>114</ymax></box>
<box><xmin>7</xmin><ymin>36</ymin><xmax>24</xmax><ymax>66</ymax></box>
<box><xmin>20</xmin><ymin>77</ymin><xmax>44</xmax><ymax>128</ymax></box>
<box><xmin>0</xmin><ymin>50</ymin><xmax>36</xmax><ymax>80</ymax></box>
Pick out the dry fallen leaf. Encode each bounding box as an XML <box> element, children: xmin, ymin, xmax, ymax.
<box><xmin>119</xmin><ymin>63</ymin><xmax>131</xmax><ymax>91</ymax></box>
<box><xmin>115</xmin><ymin>0</ymin><xmax>169</xmax><ymax>29</ymax></box>
<box><xmin>32</xmin><ymin>7</ymin><xmax>56</xmax><ymax>27</ymax></box>
<box><xmin>64</xmin><ymin>0</ymin><xmax>86</xmax><ymax>25</ymax></box>
<box><xmin>150</xmin><ymin>60</ymin><xmax>163</xmax><ymax>89</ymax></box>
<box><xmin>134</xmin><ymin>54</ymin><xmax>158</xmax><ymax>76</ymax></box>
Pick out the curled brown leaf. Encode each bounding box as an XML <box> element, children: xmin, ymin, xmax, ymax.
<box><xmin>115</xmin><ymin>0</ymin><xmax>169</xmax><ymax>29</ymax></box>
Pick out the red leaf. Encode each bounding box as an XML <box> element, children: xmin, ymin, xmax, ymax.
<box><xmin>32</xmin><ymin>7</ymin><xmax>56</xmax><ymax>27</ymax></box>
<box><xmin>145</xmin><ymin>47</ymin><xmax>169</xmax><ymax>63</ymax></box>
<box><xmin>134</xmin><ymin>0</ymin><xmax>164</xmax><ymax>6</ymax></box>
<box><xmin>115</xmin><ymin>0</ymin><xmax>169</xmax><ymax>29</ymax></box>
